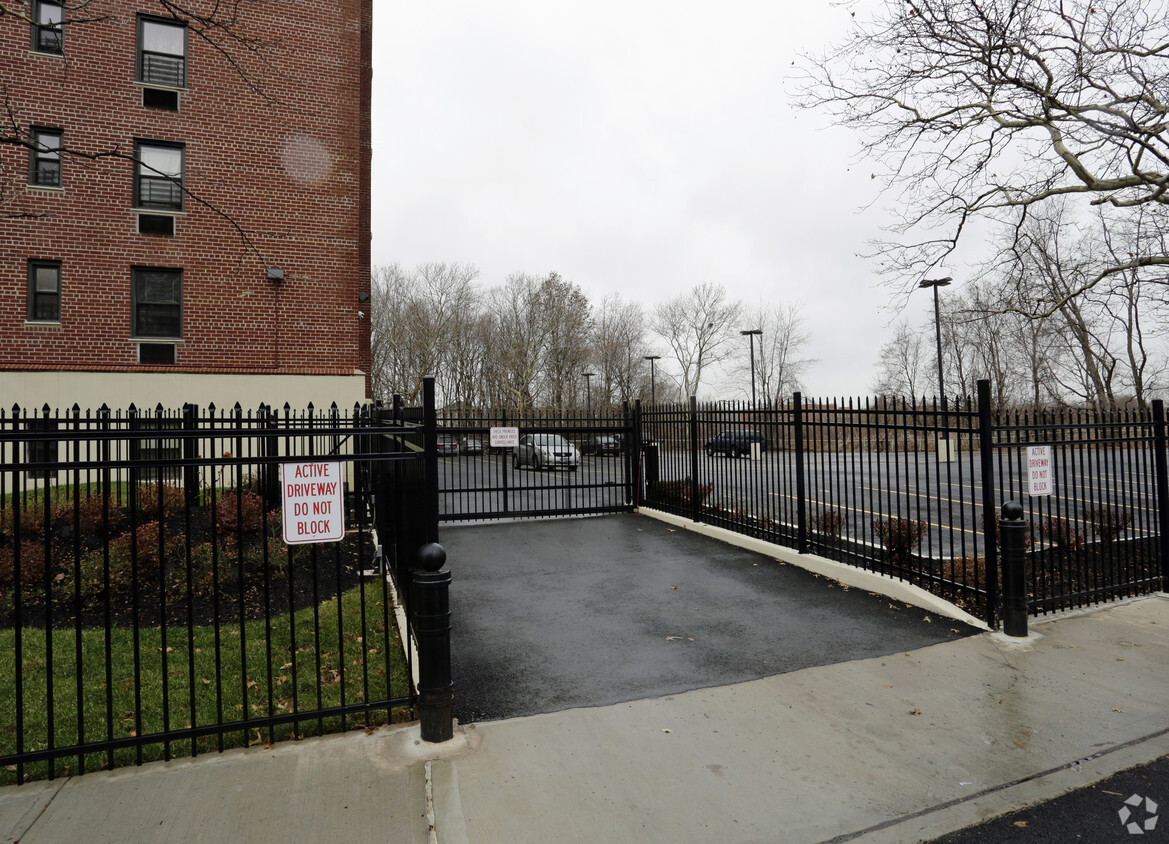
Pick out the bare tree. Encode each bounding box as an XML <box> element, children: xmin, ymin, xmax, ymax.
<box><xmin>800</xmin><ymin>0</ymin><xmax>1169</xmax><ymax>308</ymax></box>
<box><xmin>485</xmin><ymin>273</ymin><xmax>549</xmax><ymax>413</ymax></box>
<box><xmin>739</xmin><ymin>302</ymin><xmax>815</xmax><ymax>404</ymax></box>
<box><xmin>593</xmin><ymin>294</ymin><xmax>648</xmax><ymax>405</ymax></box>
<box><xmin>872</xmin><ymin>320</ymin><xmax>928</xmax><ymax>399</ymax></box>
<box><xmin>368</xmin><ymin>263</ymin><xmax>411</xmax><ymax>402</ymax></box>
<box><xmin>650</xmin><ymin>282</ymin><xmax>741</xmax><ymax>399</ymax></box>
<box><xmin>538</xmin><ymin>273</ymin><xmax>593</xmax><ymax>413</ymax></box>
<box><xmin>368</xmin><ymin>262</ymin><xmax>480</xmax><ymax>404</ymax></box>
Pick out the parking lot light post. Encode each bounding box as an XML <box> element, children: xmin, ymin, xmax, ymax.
<box><xmin>643</xmin><ymin>356</ymin><xmax>660</xmax><ymax>403</ymax></box>
<box><xmin>583</xmin><ymin>372</ymin><xmax>595</xmax><ymax>416</ymax></box>
<box><xmin>918</xmin><ymin>277</ymin><xmax>952</xmax><ymax>409</ymax></box>
<box><xmin>919</xmin><ymin>276</ymin><xmax>953</xmax><ymax>461</ymax></box>
<box><xmin>740</xmin><ymin>329</ymin><xmax>762</xmax><ymax>407</ymax></box>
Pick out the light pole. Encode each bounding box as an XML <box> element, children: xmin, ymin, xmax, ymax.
<box><xmin>740</xmin><ymin>329</ymin><xmax>762</xmax><ymax>406</ymax></box>
<box><xmin>643</xmin><ymin>356</ymin><xmax>660</xmax><ymax>403</ymax></box>
<box><xmin>918</xmin><ymin>277</ymin><xmax>951</xmax><ymax>407</ymax></box>
<box><xmin>583</xmin><ymin>371</ymin><xmax>595</xmax><ymax>416</ymax></box>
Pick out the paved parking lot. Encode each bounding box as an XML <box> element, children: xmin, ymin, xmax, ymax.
<box><xmin>440</xmin><ymin>513</ymin><xmax>979</xmax><ymax>723</ymax></box>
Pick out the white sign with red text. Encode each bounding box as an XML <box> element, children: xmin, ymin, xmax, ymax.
<box><xmin>1025</xmin><ymin>445</ymin><xmax>1054</xmax><ymax>496</ymax></box>
<box><xmin>490</xmin><ymin>426</ymin><xmax>519</xmax><ymax>450</ymax></box>
<box><xmin>281</xmin><ymin>461</ymin><xmax>345</xmax><ymax>544</ymax></box>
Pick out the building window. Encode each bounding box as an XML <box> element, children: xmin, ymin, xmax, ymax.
<box><xmin>132</xmin><ymin>267</ymin><xmax>182</xmax><ymax>339</ymax></box>
<box><xmin>32</xmin><ymin>0</ymin><xmax>63</xmax><ymax>54</ymax></box>
<box><xmin>27</xmin><ymin>260</ymin><xmax>61</xmax><ymax>322</ymax></box>
<box><xmin>29</xmin><ymin>128</ymin><xmax>62</xmax><ymax>187</ymax></box>
<box><xmin>138</xmin><ymin>16</ymin><xmax>187</xmax><ymax>88</ymax></box>
<box><xmin>134</xmin><ymin>141</ymin><xmax>183</xmax><ymax>210</ymax></box>
<box><xmin>25</xmin><ymin>419</ymin><xmax>60</xmax><ymax>480</ymax></box>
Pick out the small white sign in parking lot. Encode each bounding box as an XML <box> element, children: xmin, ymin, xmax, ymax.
<box><xmin>1026</xmin><ymin>445</ymin><xmax>1054</xmax><ymax>496</ymax></box>
<box><xmin>490</xmin><ymin>426</ymin><xmax>519</xmax><ymax>450</ymax></box>
<box><xmin>281</xmin><ymin>461</ymin><xmax>345</xmax><ymax>544</ymax></box>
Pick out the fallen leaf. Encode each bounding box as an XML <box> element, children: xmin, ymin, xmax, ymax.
<box><xmin>671</xmin><ymin>585</ymin><xmax>677</xmax><ymax>590</ymax></box>
<box><xmin>910</xmin><ymin>708</ymin><xmax>922</xmax><ymax>716</ymax></box>
<box><xmin>882</xmin><ymin>684</ymin><xmax>893</xmax><ymax>688</ymax></box>
<box><xmin>1113</xmin><ymin>708</ymin><xmax>1125</xmax><ymax>713</ymax></box>
<box><xmin>1013</xmin><ymin>821</ymin><xmax>1028</xmax><ymax>828</ymax></box>
<box><xmin>661</xmin><ymin>729</ymin><xmax>671</xmax><ymax>733</ymax></box>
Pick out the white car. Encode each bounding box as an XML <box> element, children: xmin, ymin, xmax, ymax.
<box><xmin>513</xmin><ymin>433</ymin><xmax>580</xmax><ymax>471</ymax></box>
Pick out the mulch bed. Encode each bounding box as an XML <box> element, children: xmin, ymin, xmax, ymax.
<box><xmin>1</xmin><ymin>505</ymin><xmax>379</xmax><ymax>630</ymax></box>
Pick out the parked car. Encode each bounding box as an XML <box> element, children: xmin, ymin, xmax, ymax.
<box><xmin>513</xmin><ymin>433</ymin><xmax>580</xmax><ymax>471</ymax></box>
<box><xmin>704</xmin><ymin>429</ymin><xmax>767</xmax><ymax>457</ymax></box>
<box><xmin>583</xmin><ymin>435</ymin><xmax>622</xmax><ymax>456</ymax></box>
<box><xmin>436</xmin><ymin>434</ymin><xmax>459</xmax><ymax>455</ymax></box>
<box><xmin>460</xmin><ymin>436</ymin><xmax>484</xmax><ymax>455</ymax></box>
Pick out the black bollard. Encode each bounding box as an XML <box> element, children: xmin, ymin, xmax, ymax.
<box><xmin>999</xmin><ymin>501</ymin><xmax>1028</xmax><ymax>637</ymax></box>
<box><xmin>414</xmin><ymin>541</ymin><xmax>453</xmax><ymax>742</ymax></box>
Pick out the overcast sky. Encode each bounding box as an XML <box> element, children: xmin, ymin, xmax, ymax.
<box><xmin>370</xmin><ymin>2</ymin><xmax>933</xmax><ymax>398</ymax></box>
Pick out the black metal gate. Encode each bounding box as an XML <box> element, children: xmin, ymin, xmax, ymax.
<box><xmin>424</xmin><ymin>406</ymin><xmax>636</xmax><ymax>521</ymax></box>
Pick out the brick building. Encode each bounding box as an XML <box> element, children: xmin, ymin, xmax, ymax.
<box><xmin>1</xmin><ymin>0</ymin><xmax>373</xmax><ymax>412</ymax></box>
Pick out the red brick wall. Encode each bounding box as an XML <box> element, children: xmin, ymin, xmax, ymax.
<box><xmin>0</xmin><ymin>0</ymin><xmax>373</xmax><ymax>393</ymax></box>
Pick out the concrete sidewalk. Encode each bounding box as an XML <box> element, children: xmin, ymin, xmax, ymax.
<box><xmin>3</xmin><ymin>596</ymin><xmax>1167</xmax><ymax>843</ymax></box>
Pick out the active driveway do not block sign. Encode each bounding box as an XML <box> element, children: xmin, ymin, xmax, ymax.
<box><xmin>281</xmin><ymin>461</ymin><xmax>345</xmax><ymax>544</ymax></box>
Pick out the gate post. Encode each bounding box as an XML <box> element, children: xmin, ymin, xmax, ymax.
<box><xmin>414</xmin><ymin>541</ymin><xmax>453</xmax><ymax>742</ymax></box>
<box><xmin>1153</xmin><ymin>400</ymin><xmax>1169</xmax><ymax>585</ymax></box>
<box><xmin>182</xmin><ymin>403</ymin><xmax>199</xmax><ymax>508</ymax></box>
<box><xmin>999</xmin><ymin>501</ymin><xmax>1028</xmax><ymax>637</ymax></box>
<box><xmin>689</xmin><ymin>396</ymin><xmax>701</xmax><ymax>522</ymax></box>
<box><xmin>794</xmin><ymin>392</ymin><xmax>807</xmax><ymax>554</ymax></box>
<box><xmin>977</xmin><ymin>380</ymin><xmax>999</xmax><ymax>628</ymax></box>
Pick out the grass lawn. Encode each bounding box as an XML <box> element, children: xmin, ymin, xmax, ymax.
<box><xmin>0</xmin><ymin>580</ymin><xmax>413</xmax><ymax>784</ymax></box>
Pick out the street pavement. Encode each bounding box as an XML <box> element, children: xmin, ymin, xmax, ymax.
<box><xmin>0</xmin><ymin>514</ymin><xmax>1166</xmax><ymax>843</ymax></box>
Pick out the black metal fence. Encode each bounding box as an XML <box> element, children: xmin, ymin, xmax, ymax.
<box><xmin>430</xmin><ymin>405</ymin><xmax>635</xmax><ymax>521</ymax></box>
<box><xmin>640</xmin><ymin>381</ymin><xmax>1169</xmax><ymax>625</ymax></box>
<box><xmin>0</xmin><ymin>400</ymin><xmax>435</xmax><ymax>784</ymax></box>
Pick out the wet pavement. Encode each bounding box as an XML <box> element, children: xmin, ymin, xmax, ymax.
<box><xmin>441</xmin><ymin>513</ymin><xmax>979</xmax><ymax>723</ymax></box>
<box><xmin>932</xmin><ymin>753</ymin><xmax>1169</xmax><ymax>843</ymax></box>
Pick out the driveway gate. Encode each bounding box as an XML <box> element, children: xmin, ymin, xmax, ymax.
<box><xmin>414</xmin><ymin>405</ymin><xmax>637</xmax><ymax>522</ymax></box>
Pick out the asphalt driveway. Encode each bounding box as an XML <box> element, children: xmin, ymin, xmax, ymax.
<box><xmin>440</xmin><ymin>513</ymin><xmax>978</xmax><ymax>723</ymax></box>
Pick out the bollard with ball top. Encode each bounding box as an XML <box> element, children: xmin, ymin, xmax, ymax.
<box><xmin>414</xmin><ymin>541</ymin><xmax>453</xmax><ymax>742</ymax></box>
<box><xmin>999</xmin><ymin>501</ymin><xmax>1028</xmax><ymax>637</ymax></box>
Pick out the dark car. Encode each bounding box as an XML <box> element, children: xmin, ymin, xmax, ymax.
<box><xmin>436</xmin><ymin>434</ymin><xmax>459</xmax><ymax>455</ymax></box>
<box><xmin>460</xmin><ymin>437</ymin><xmax>484</xmax><ymax>455</ymax></box>
<box><xmin>583</xmin><ymin>435</ymin><xmax>622</xmax><ymax>456</ymax></box>
<box><xmin>704</xmin><ymin>429</ymin><xmax>766</xmax><ymax>457</ymax></box>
